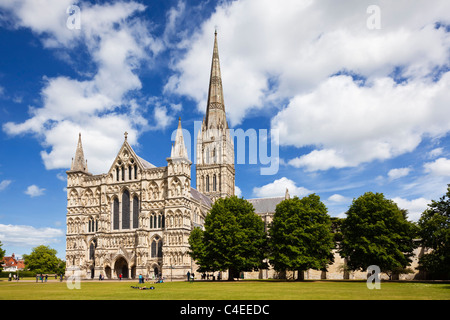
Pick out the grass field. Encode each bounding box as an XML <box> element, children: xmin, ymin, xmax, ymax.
<box><xmin>1</xmin><ymin>279</ymin><xmax>449</xmax><ymax>300</ymax></box>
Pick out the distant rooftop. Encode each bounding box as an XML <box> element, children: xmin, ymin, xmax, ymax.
<box><xmin>247</xmin><ymin>197</ymin><xmax>285</xmax><ymax>214</ymax></box>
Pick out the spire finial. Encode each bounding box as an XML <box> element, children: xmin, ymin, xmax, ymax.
<box><xmin>71</xmin><ymin>132</ymin><xmax>88</xmax><ymax>173</ymax></box>
<box><xmin>124</xmin><ymin>131</ymin><xmax>128</xmax><ymax>140</ymax></box>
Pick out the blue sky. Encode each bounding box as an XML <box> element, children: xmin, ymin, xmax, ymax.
<box><xmin>0</xmin><ymin>0</ymin><xmax>449</xmax><ymax>259</ymax></box>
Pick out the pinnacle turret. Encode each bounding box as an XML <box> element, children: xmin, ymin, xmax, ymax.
<box><xmin>170</xmin><ymin>117</ymin><xmax>189</xmax><ymax>160</ymax></box>
<box><xmin>70</xmin><ymin>133</ymin><xmax>88</xmax><ymax>173</ymax></box>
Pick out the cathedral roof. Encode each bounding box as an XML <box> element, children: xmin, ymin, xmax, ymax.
<box><xmin>136</xmin><ymin>155</ymin><xmax>156</xmax><ymax>169</ymax></box>
<box><xmin>190</xmin><ymin>187</ymin><xmax>212</xmax><ymax>207</ymax></box>
<box><xmin>247</xmin><ymin>197</ymin><xmax>285</xmax><ymax>214</ymax></box>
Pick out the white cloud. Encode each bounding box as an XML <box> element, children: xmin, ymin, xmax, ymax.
<box><xmin>1</xmin><ymin>0</ymin><xmax>163</xmax><ymax>174</ymax></box>
<box><xmin>427</xmin><ymin>147</ymin><xmax>443</xmax><ymax>158</ymax></box>
<box><xmin>328</xmin><ymin>194</ymin><xmax>350</xmax><ymax>203</ymax></box>
<box><xmin>278</xmin><ymin>73</ymin><xmax>450</xmax><ymax>171</ymax></box>
<box><xmin>0</xmin><ymin>224</ymin><xmax>64</xmax><ymax>247</ymax></box>
<box><xmin>388</xmin><ymin>167</ymin><xmax>411</xmax><ymax>180</ymax></box>
<box><xmin>252</xmin><ymin>177</ymin><xmax>310</xmax><ymax>198</ymax></box>
<box><xmin>0</xmin><ymin>180</ymin><xmax>12</xmax><ymax>191</ymax></box>
<box><xmin>235</xmin><ymin>185</ymin><xmax>242</xmax><ymax>198</ymax></box>
<box><xmin>424</xmin><ymin>157</ymin><xmax>450</xmax><ymax>176</ymax></box>
<box><xmin>24</xmin><ymin>185</ymin><xmax>46</xmax><ymax>197</ymax></box>
<box><xmin>164</xmin><ymin>0</ymin><xmax>450</xmax><ymax>173</ymax></box>
<box><xmin>166</xmin><ymin>0</ymin><xmax>450</xmax><ymax>127</ymax></box>
<box><xmin>392</xmin><ymin>197</ymin><xmax>430</xmax><ymax>222</ymax></box>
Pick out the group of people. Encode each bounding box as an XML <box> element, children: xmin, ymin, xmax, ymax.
<box><xmin>35</xmin><ymin>274</ymin><xmax>64</xmax><ymax>282</ymax></box>
<box><xmin>186</xmin><ymin>271</ymin><xmax>223</xmax><ymax>282</ymax></box>
<box><xmin>201</xmin><ymin>272</ymin><xmax>222</xmax><ymax>281</ymax></box>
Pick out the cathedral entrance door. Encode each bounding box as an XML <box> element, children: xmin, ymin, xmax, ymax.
<box><xmin>114</xmin><ymin>257</ymin><xmax>129</xmax><ymax>279</ymax></box>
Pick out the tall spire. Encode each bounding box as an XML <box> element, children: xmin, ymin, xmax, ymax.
<box><xmin>205</xmin><ymin>30</ymin><xmax>226</xmax><ymax>128</ymax></box>
<box><xmin>70</xmin><ymin>133</ymin><xmax>88</xmax><ymax>173</ymax></box>
<box><xmin>171</xmin><ymin>117</ymin><xmax>189</xmax><ymax>159</ymax></box>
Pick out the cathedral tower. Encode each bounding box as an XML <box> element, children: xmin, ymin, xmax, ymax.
<box><xmin>196</xmin><ymin>31</ymin><xmax>235</xmax><ymax>201</ymax></box>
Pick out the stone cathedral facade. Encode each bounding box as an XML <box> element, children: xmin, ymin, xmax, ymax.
<box><xmin>65</xmin><ymin>32</ymin><xmax>234</xmax><ymax>280</ymax></box>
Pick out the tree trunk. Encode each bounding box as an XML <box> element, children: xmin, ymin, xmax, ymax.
<box><xmin>297</xmin><ymin>270</ymin><xmax>304</xmax><ymax>281</ymax></box>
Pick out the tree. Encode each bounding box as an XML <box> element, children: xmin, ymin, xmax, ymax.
<box><xmin>0</xmin><ymin>241</ymin><xmax>5</xmax><ymax>272</ymax></box>
<box><xmin>268</xmin><ymin>194</ymin><xmax>334</xmax><ymax>280</ymax></box>
<box><xmin>188</xmin><ymin>196</ymin><xmax>267</xmax><ymax>280</ymax></box>
<box><xmin>418</xmin><ymin>185</ymin><xmax>450</xmax><ymax>279</ymax></box>
<box><xmin>23</xmin><ymin>245</ymin><xmax>65</xmax><ymax>274</ymax></box>
<box><xmin>339</xmin><ymin>192</ymin><xmax>417</xmax><ymax>279</ymax></box>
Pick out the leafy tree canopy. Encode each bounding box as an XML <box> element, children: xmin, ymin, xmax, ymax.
<box><xmin>268</xmin><ymin>194</ymin><xmax>334</xmax><ymax>279</ymax></box>
<box><xmin>188</xmin><ymin>196</ymin><xmax>267</xmax><ymax>280</ymax></box>
<box><xmin>418</xmin><ymin>184</ymin><xmax>450</xmax><ymax>279</ymax></box>
<box><xmin>23</xmin><ymin>245</ymin><xmax>65</xmax><ymax>274</ymax></box>
<box><xmin>339</xmin><ymin>192</ymin><xmax>417</xmax><ymax>276</ymax></box>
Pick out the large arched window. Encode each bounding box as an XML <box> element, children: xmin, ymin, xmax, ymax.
<box><xmin>113</xmin><ymin>198</ymin><xmax>119</xmax><ymax>230</ymax></box>
<box><xmin>213</xmin><ymin>174</ymin><xmax>217</xmax><ymax>191</ymax></box>
<box><xmin>151</xmin><ymin>237</ymin><xmax>163</xmax><ymax>258</ymax></box>
<box><xmin>133</xmin><ymin>196</ymin><xmax>139</xmax><ymax>229</ymax></box>
<box><xmin>206</xmin><ymin>175</ymin><xmax>210</xmax><ymax>192</ymax></box>
<box><xmin>122</xmin><ymin>190</ymin><xmax>130</xmax><ymax>229</ymax></box>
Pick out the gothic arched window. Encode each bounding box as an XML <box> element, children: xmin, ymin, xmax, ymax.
<box><xmin>122</xmin><ymin>189</ymin><xmax>130</xmax><ymax>229</ymax></box>
<box><xmin>213</xmin><ymin>174</ymin><xmax>217</xmax><ymax>191</ymax></box>
<box><xmin>113</xmin><ymin>198</ymin><xmax>119</xmax><ymax>230</ymax></box>
<box><xmin>151</xmin><ymin>237</ymin><xmax>162</xmax><ymax>258</ymax></box>
<box><xmin>206</xmin><ymin>175</ymin><xmax>210</xmax><ymax>192</ymax></box>
<box><xmin>133</xmin><ymin>196</ymin><xmax>139</xmax><ymax>229</ymax></box>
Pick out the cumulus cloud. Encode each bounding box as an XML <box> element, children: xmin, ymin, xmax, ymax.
<box><xmin>164</xmin><ymin>0</ymin><xmax>450</xmax><ymax>172</ymax></box>
<box><xmin>277</xmin><ymin>73</ymin><xmax>450</xmax><ymax>171</ymax></box>
<box><xmin>0</xmin><ymin>224</ymin><xmax>64</xmax><ymax>247</ymax></box>
<box><xmin>252</xmin><ymin>177</ymin><xmax>310</xmax><ymax>198</ymax></box>
<box><xmin>424</xmin><ymin>157</ymin><xmax>450</xmax><ymax>176</ymax></box>
<box><xmin>235</xmin><ymin>185</ymin><xmax>242</xmax><ymax>198</ymax></box>
<box><xmin>166</xmin><ymin>0</ymin><xmax>450</xmax><ymax>126</ymax></box>
<box><xmin>24</xmin><ymin>185</ymin><xmax>46</xmax><ymax>197</ymax></box>
<box><xmin>388</xmin><ymin>167</ymin><xmax>412</xmax><ymax>180</ymax></box>
<box><xmin>1</xmin><ymin>0</ymin><xmax>163</xmax><ymax>174</ymax></box>
<box><xmin>328</xmin><ymin>194</ymin><xmax>350</xmax><ymax>203</ymax></box>
<box><xmin>392</xmin><ymin>197</ymin><xmax>430</xmax><ymax>222</ymax></box>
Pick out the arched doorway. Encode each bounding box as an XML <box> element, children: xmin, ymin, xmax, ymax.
<box><xmin>114</xmin><ymin>257</ymin><xmax>129</xmax><ymax>279</ymax></box>
<box><xmin>105</xmin><ymin>266</ymin><xmax>111</xmax><ymax>279</ymax></box>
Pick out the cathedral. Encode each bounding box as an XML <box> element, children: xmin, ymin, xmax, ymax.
<box><xmin>65</xmin><ymin>31</ymin><xmax>427</xmax><ymax>281</ymax></box>
<box><xmin>65</xmin><ymin>31</ymin><xmax>235</xmax><ymax>280</ymax></box>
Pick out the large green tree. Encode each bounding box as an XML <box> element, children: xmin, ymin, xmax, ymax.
<box><xmin>339</xmin><ymin>192</ymin><xmax>417</xmax><ymax>278</ymax></box>
<box><xmin>23</xmin><ymin>245</ymin><xmax>65</xmax><ymax>274</ymax></box>
<box><xmin>418</xmin><ymin>185</ymin><xmax>450</xmax><ymax>279</ymax></box>
<box><xmin>188</xmin><ymin>196</ymin><xmax>267</xmax><ymax>280</ymax></box>
<box><xmin>268</xmin><ymin>194</ymin><xmax>334</xmax><ymax>280</ymax></box>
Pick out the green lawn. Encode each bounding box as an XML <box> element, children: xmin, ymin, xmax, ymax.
<box><xmin>0</xmin><ymin>280</ymin><xmax>449</xmax><ymax>300</ymax></box>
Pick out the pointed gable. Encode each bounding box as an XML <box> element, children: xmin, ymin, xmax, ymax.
<box><xmin>107</xmin><ymin>132</ymin><xmax>156</xmax><ymax>178</ymax></box>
